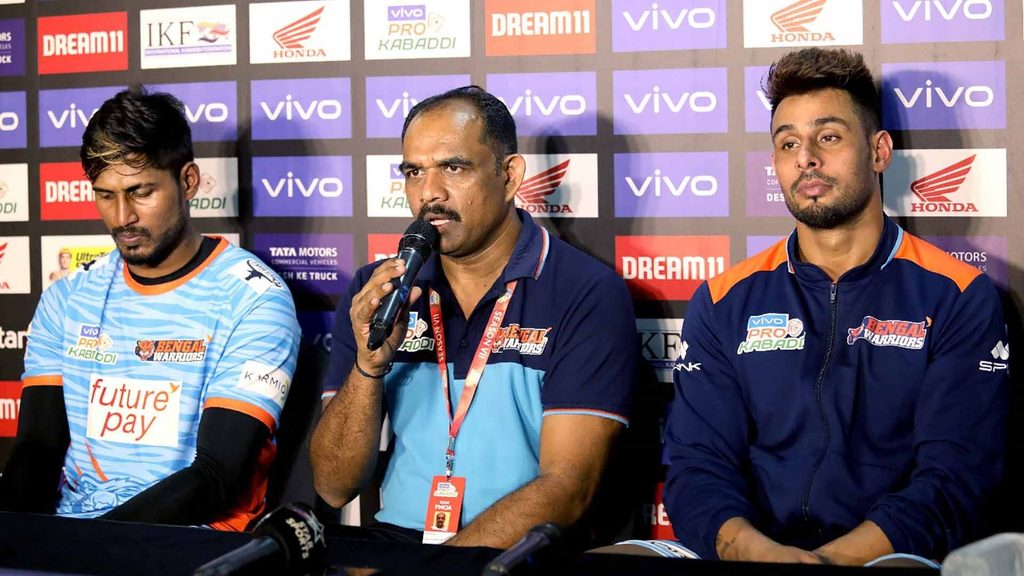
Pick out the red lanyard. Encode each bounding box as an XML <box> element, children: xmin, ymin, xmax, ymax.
<box><xmin>429</xmin><ymin>280</ymin><xmax>518</xmax><ymax>478</ymax></box>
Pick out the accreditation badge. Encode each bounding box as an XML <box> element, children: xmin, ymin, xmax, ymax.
<box><xmin>422</xmin><ymin>475</ymin><xmax>466</xmax><ymax>544</ymax></box>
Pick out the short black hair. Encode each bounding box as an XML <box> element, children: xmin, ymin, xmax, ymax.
<box><xmin>80</xmin><ymin>85</ymin><xmax>194</xmax><ymax>182</ymax></box>
<box><xmin>401</xmin><ymin>85</ymin><xmax>517</xmax><ymax>172</ymax></box>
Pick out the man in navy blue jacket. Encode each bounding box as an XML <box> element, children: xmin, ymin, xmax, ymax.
<box><xmin>664</xmin><ymin>48</ymin><xmax>1009</xmax><ymax>565</ymax></box>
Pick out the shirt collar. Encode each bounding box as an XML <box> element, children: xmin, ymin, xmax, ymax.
<box><xmin>786</xmin><ymin>214</ymin><xmax>905</xmax><ymax>284</ymax></box>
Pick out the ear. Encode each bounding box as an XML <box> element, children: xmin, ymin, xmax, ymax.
<box><xmin>502</xmin><ymin>154</ymin><xmax>526</xmax><ymax>204</ymax></box>
<box><xmin>871</xmin><ymin>130</ymin><xmax>893</xmax><ymax>174</ymax></box>
<box><xmin>180</xmin><ymin>162</ymin><xmax>201</xmax><ymax>202</ymax></box>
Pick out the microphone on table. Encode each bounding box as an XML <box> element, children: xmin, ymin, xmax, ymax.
<box><xmin>367</xmin><ymin>219</ymin><xmax>440</xmax><ymax>351</ymax></box>
<box><xmin>481</xmin><ymin>523</ymin><xmax>563</xmax><ymax>576</ymax></box>
<box><xmin>193</xmin><ymin>502</ymin><xmax>326</xmax><ymax>576</ymax></box>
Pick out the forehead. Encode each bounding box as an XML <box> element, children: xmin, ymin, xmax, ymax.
<box><xmin>771</xmin><ymin>88</ymin><xmax>862</xmax><ymax>132</ymax></box>
<box><xmin>402</xmin><ymin>101</ymin><xmax>488</xmax><ymax>157</ymax></box>
<box><xmin>92</xmin><ymin>163</ymin><xmax>174</xmax><ymax>188</ymax></box>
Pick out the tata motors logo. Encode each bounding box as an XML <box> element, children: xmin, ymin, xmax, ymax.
<box><xmin>140</xmin><ymin>4</ymin><xmax>237</xmax><ymax>69</ymax></box>
<box><xmin>366</xmin><ymin>156</ymin><xmax>410</xmax><ymax>217</ymax></box>
<box><xmin>882</xmin><ymin>0</ymin><xmax>1002</xmax><ymax>44</ymax></box>
<box><xmin>488</xmin><ymin>72</ymin><xmax>597</xmax><ymax>136</ymax></box>
<box><xmin>616</xmin><ymin>236</ymin><xmax>729</xmax><ymax>301</ymax></box>
<box><xmin>0</xmin><ymin>91</ymin><xmax>26</xmax><ymax>149</ymax></box>
<box><xmin>615</xmin><ymin>152</ymin><xmax>728</xmax><ymax>218</ymax></box>
<box><xmin>486</xmin><ymin>0</ymin><xmax>595</xmax><ymax>56</ymax></box>
<box><xmin>251</xmin><ymin>77</ymin><xmax>351</xmax><ymax>140</ymax></box>
<box><xmin>365</xmin><ymin>74</ymin><xmax>469</xmax><ymax>138</ymax></box>
<box><xmin>253</xmin><ymin>156</ymin><xmax>352</xmax><ymax>217</ymax></box>
<box><xmin>613</xmin><ymin>68</ymin><xmax>727</xmax><ymax>135</ymax></box>
<box><xmin>636</xmin><ymin>317</ymin><xmax>686</xmax><ymax>381</ymax></box>
<box><xmin>0</xmin><ymin>381</ymin><xmax>21</xmax><ymax>438</ymax></box>
<box><xmin>0</xmin><ymin>163</ymin><xmax>28</xmax><ymax>222</ymax></box>
<box><xmin>924</xmin><ymin>235</ymin><xmax>1007</xmax><ymax>288</ymax></box>
<box><xmin>847</xmin><ymin>316</ymin><xmax>929</xmax><ymax>350</ymax></box>
<box><xmin>516</xmin><ymin>154</ymin><xmax>598</xmax><ymax>218</ymax></box>
<box><xmin>38</xmin><ymin>12</ymin><xmax>127</xmax><ymax>74</ymax></box>
<box><xmin>883</xmin><ymin>149</ymin><xmax>1006</xmax><ymax>217</ymax></box>
<box><xmin>738</xmin><ymin>313</ymin><xmax>805</xmax><ymax>354</ymax></box>
<box><xmin>364</xmin><ymin>1</ymin><xmax>471</xmax><ymax>60</ymax></box>
<box><xmin>0</xmin><ymin>236</ymin><xmax>30</xmax><ymax>293</ymax></box>
<box><xmin>39</xmin><ymin>86</ymin><xmax>121</xmax><ymax>148</ymax></box>
<box><xmin>882</xmin><ymin>61</ymin><xmax>1005</xmax><ymax>130</ymax></box>
<box><xmin>0</xmin><ymin>18</ymin><xmax>25</xmax><ymax>77</ymax></box>
<box><xmin>743</xmin><ymin>0</ymin><xmax>862</xmax><ymax>48</ymax></box>
<box><xmin>250</xmin><ymin>1</ymin><xmax>351</xmax><ymax>63</ymax></box>
<box><xmin>190</xmin><ymin>157</ymin><xmax>239</xmax><ymax>218</ymax></box>
<box><xmin>40</xmin><ymin>162</ymin><xmax>101</xmax><ymax>221</ymax></box>
<box><xmin>252</xmin><ymin>233</ymin><xmax>353</xmax><ymax>298</ymax></box>
<box><xmin>613</xmin><ymin>0</ymin><xmax>725</xmax><ymax>52</ymax></box>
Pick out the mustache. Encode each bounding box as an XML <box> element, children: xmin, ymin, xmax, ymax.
<box><xmin>110</xmin><ymin>226</ymin><xmax>150</xmax><ymax>238</ymax></box>
<box><xmin>417</xmin><ymin>204</ymin><xmax>461</xmax><ymax>222</ymax></box>
<box><xmin>790</xmin><ymin>171</ymin><xmax>839</xmax><ymax>194</ymax></box>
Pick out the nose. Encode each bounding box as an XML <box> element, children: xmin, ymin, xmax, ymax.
<box><xmin>417</xmin><ymin>167</ymin><xmax>448</xmax><ymax>205</ymax></box>
<box><xmin>113</xmin><ymin>194</ymin><xmax>139</xmax><ymax>228</ymax></box>
<box><xmin>797</xmin><ymin>142</ymin><xmax>821</xmax><ymax>171</ymax></box>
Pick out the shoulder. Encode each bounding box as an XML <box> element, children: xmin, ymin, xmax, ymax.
<box><xmin>891</xmin><ymin>233</ymin><xmax>984</xmax><ymax>294</ymax></box>
<box><xmin>211</xmin><ymin>242</ymin><xmax>292</xmax><ymax>302</ymax></box>
<box><xmin>706</xmin><ymin>239</ymin><xmax>789</xmax><ymax>305</ymax></box>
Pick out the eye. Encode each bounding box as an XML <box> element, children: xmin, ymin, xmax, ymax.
<box><xmin>820</xmin><ymin>133</ymin><xmax>840</xmax><ymax>144</ymax></box>
<box><xmin>403</xmin><ymin>168</ymin><xmax>420</xmax><ymax>178</ymax></box>
<box><xmin>444</xmin><ymin>164</ymin><xmax>463</xmax><ymax>174</ymax></box>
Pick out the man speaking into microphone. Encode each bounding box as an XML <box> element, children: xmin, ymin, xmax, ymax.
<box><xmin>311</xmin><ymin>86</ymin><xmax>638</xmax><ymax>549</ymax></box>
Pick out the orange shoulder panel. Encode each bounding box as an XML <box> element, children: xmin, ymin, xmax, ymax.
<box><xmin>22</xmin><ymin>375</ymin><xmax>63</xmax><ymax>388</ymax></box>
<box><xmin>708</xmin><ymin>239</ymin><xmax>789</xmax><ymax>304</ymax></box>
<box><xmin>893</xmin><ymin>233</ymin><xmax>981</xmax><ymax>293</ymax></box>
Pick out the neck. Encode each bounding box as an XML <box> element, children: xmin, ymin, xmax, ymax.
<box><xmin>794</xmin><ymin>198</ymin><xmax>884</xmax><ymax>282</ymax></box>
<box><xmin>127</xmin><ymin>227</ymin><xmax>204</xmax><ymax>279</ymax></box>
<box><xmin>441</xmin><ymin>209</ymin><xmax>521</xmax><ymax>315</ymax></box>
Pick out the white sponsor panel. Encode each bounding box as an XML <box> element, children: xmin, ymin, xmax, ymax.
<box><xmin>0</xmin><ymin>163</ymin><xmax>29</xmax><ymax>222</ymax></box>
<box><xmin>237</xmin><ymin>360</ymin><xmax>290</xmax><ymax>409</ymax></box>
<box><xmin>364</xmin><ymin>0</ymin><xmax>471</xmax><ymax>60</ymax></box>
<box><xmin>366</xmin><ymin>154</ymin><xmax>411</xmax><ymax>217</ymax></box>
<box><xmin>636</xmin><ymin>317</ymin><xmax>685</xmax><ymax>381</ymax></box>
<box><xmin>191</xmin><ymin>157</ymin><xmax>239</xmax><ymax>218</ymax></box>
<box><xmin>883</xmin><ymin>148</ymin><xmax>1006</xmax><ymax>217</ymax></box>
<box><xmin>0</xmin><ymin>236</ymin><xmax>30</xmax><ymax>294</ymax></box>
<box><xmin>40</xmin><ymin>234</ymin><xmax>115</xmax><ymax>290</ymax></box>
<box><xmin>743</xmin><ymin>0</ymin><xmax>863</xmax><ymax>48</ymax></box>
<box><xmin>140</xmin><ymin>4</ymin><xmax>237</xmax><ymax>69</ymax></box>
<box><xmin>86</xmin><ymin>375</ymin><xmax>182</xmax><ymax>446</ymax></box>
<box><xmin>250</xmin><ymin>0</ymin><xmax>351</xmax><ymax>63</ymax></box>
<box><xmin>517</xmin><ymin>154</ymin><xmax>598</xmax><ymax>218</ymax></box>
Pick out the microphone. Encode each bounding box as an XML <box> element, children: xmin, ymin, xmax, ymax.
<box><xmin>481</xmin><ymin>523</ymin><xmax>562</xmax><ymax>576</ymax></box>
<box><xmin>193</xmin><ymin>502</ymin><xmax>326</xmax><ymax>576</ymax></box>
<box><xmin>367</xmin><ymin>219</ymin><xmax>439</xmax><ymax>351</ymax></box>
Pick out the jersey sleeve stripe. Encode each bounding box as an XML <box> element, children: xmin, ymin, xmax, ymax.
<box><xmin>542</xmin><ymin>408</ymin><xmax>629</xmax><ymax>426</ymax></box>
<box><xmin>708</xmin><ymin>238</ymin><xmax>789</xmax><ymax>304</ymax></box>
<box><xmin>22</xmin><ymin>375</ymin><xmax>63</xmax><ymax>388</ymax></box>
<box><xmin>894</xmin><ymin>233</ymin><xmax>981</xmax><ymax>293</ymax></box>
<box><xmin>203</xmin><ymin>398</ymin><xmax>276</xmax><ymax>432</ymax></box>
<box><xmin>123</xmin><ymin>237</ymin><xmax>229</xmax><ymax>296</ymax></box>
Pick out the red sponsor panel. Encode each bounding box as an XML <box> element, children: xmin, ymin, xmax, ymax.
<box><xmin>40</xmin><ymin>162</ymin><xmax>101</xmax><ymax>221</ymax></box>
<box><xmin>647</xmin><ymin>482</ymin><xmax>677</xmax><ymax>540</ymax></box>
<box><xmin>38</xmin><ymin>12</ymin><xmax>128</xmax><ymax>75</ymax></box>
<box><xmin>485</xmin><ymin>0</ymin><xmax>596</xmax><ymax>56</ymax></box>
<box><xmin>367</xmin><ymin>233</ymin><xmax>403</xmax><ymax>264</ymax></box>
<box><xmin>0</xmin><ymin>380</ymin><xmax>21</xmax><ymax>437</ymax></box>
<box><xmin>616</xmin><ymin>235</ymin><xmax>730</xmax><ymax>301</ymax></box>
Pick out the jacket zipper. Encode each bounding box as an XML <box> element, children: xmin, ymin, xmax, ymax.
<box><xmin>801</xmin><ymin>282</ymin><xmax>837</xmax><ymax>527</ymax></box>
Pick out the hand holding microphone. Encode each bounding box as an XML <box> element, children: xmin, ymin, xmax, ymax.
<box><xmin>367</xmin><ymin>219</ymin><xmax>439</xmax><ymax>352</ymax></box>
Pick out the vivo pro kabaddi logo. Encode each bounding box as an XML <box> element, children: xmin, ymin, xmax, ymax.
<box><xmin>737</xmin><ymin>313</ymin><xmax>805</xmax><ymax>354</ymax></box>
<box><xmin>847</xmin><ymin>316</ymin><xmax>930</xmax><ymax>350</ymax></box>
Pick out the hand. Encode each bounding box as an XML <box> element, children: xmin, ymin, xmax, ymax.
<box><xmin>759</xmin><ymin>544</ymin><xmax>829</xmax><ymax>564</ymax></box>
<box><xmin>349</xmin><ymin>259</ymin><xmax>423</xmax><ymax>373</ymax></box>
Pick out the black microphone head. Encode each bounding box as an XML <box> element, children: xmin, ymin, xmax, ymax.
<box><xmin>398</xmin><ymin>219</ymin><xmax>440</xmax><ymax>256</ymax></box>
<box><xmin>254</xmin><ymin>502</ymin><xmax>326</xmax><ymax>576</ymax></box>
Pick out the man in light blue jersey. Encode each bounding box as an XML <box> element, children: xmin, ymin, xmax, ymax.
<box><xmin>0</xmin><ymin>87</ymin><xmax>300</xmax><ymax>530</ymax></box>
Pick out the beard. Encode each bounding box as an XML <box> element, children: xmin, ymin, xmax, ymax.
<box><xmin>111</xmin><ymin>209</ymin><xmax>187</xmax><ymax>267</ymax></box>
<box><xmin>785</xmin><ymin>170</ymin><xmax>875</xmax><ymax>230</ymax></box>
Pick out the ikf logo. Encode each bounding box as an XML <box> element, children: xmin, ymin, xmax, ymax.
<box><xmin>745</xmin><ymin>66</ymin><xmax>772</xmax><ymax>133</ymax></box>
<box><xmin>149</xmin><ymin>81</ymin><xmax>236</xmax><ymax>142</ymax></box>
<box><xmin>923</xmin><ymin>235</ymin><xmax>1008</xmax><ymax>288</ymax></box>
<box><xmin>38</xmin><ymin>12</ymin><xmax>128</xmax><ymax>75</ymax></box>
<box><xmin>40</xmin><ymin>162</ymin><xmax>100</xmax><ymax>221</ymax></box>
<box><xmin>517</xmin><ymin>154</ymin><xmax>599</xmax><ymax>218</ymax></box>
<box><xmin>190</xmin><ymin>157</ymin><xmax>239</xmax><ymax>218</ymax></box>
<box><xmin>746</xmin><ymin>151</ymin><xmax>789</xmax><ymax>217</ymax></box>
<box><xmin>0</xmin><ymin>163</ymin><xmax>28</xmax><ymax>222</ymax></box>
<box><xmin>882</xmin><ymin>61</ymin><xmax>1005</xmax><ymax>130</ymax></box>
<box><xmin>39</xmin><ymin>86</ymin><xmax>121</xmax><ymax>148</ymax></box>
<box><xmin>140</xmin><ymin>4</ymin><xmax>237</xmax><ymax>69</ymax></box>
<box><xmin>366</xmin><ymin>155</ymin><xmax>410</xmax><ymax>217</ymax></box>
<box><xmin>486</xmin><ymin>0</ymin><xmax>595</xmax><ymax>56</ymax></box>
<box><xmin>250</xmin><ymin>1</ymin><xmax>352</xmax><ymax>64</ymax></box>
<box><xmin>882</xmin><ymin>149</ymin><xmax>1006</xmax><ymax>217</ymax></box>
<box><xmin>368</xmin><ymin>233</ymin><xmax>403</xmax><ymax>263</ymax></box>
<box><xmin>615</xmin><ymin>152</ymin><xmax>728</xmax><ymax>218</ymax></box>
<box><xmin>365</xmin><ymin>74</ymin><xmax>470</xmax><ymax>138</ymax></box>
<box><xmin>0</xmin><ymin>91</ymin><xmax>26</xmax><ymax>149</ymax></box>
<box><xmin>0</xmin><ymin>18</ymin><xmax>25</xmax><ymax>76</ymax></box>
<box><xmin>0</xmin><ymin>236</ymin><xmax>30</xmax><ymax>294</ymax></box>
<box><xmin>636</xmin><ymin>317</ymin><xmax>686</xmax><ymax>381</ymax></box>
<box><xmin>743</xmin><ymin>0</ymin><xmax>863</xmax><ymax>48</ymax></box>
<box><xmin>0</xmin><ymin>381</ymin><xmax>20</xmax><ymax>437</ymax></box>
<box><xmin>251</xmin><ymin>78</ymin><xmax>351</xmax><ymax>140</ymax></box>
<box><xmin>613</xmin><ymin>0</ymin><xmax>725</xmax><ymax>52</ymax></box>
<box><xmin>613</xmin><ymin>68</ymin><xmax>727</xmax><ymax>134</ymax></box>
<box><xmin>252</xmin><ymin>233</ymin><xmax>353</xmax><ymax>298</ymax></box>
<box><xmin>487</xmin><ymin>72</ymin><xmax>597</xmax><ymax>136</ymax></box>
<box><xmin>252</xmin><ymin>156</ymin><xmax>352</xmax><ymax>217</ymax></box>
<box><xmin>616</xmin><ymin>236</ymin><xmax>729</xmax><ymax>301</ymax></box>
<box><xmin>882</xmin><ymin>0</ymin><xmax>1003</xmax><ymax>44</ymax></box>
<box><xmin>364</xmin><ymin>0</ymin><xmax>471</xmax><ymax>60</ymax></box>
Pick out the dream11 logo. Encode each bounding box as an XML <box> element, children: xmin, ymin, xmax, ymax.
<box><xmin>616</xmin><ymin>235</ymin><xmax>729</xmax><ymax>301</ymax></box>
<box><xmin>487</xmin><ymin>71</ymin><xmax>597</xmax><ymax>136</ymax></box>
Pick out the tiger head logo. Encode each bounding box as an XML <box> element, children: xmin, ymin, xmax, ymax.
<box><xmin>135</xmin><ymin>340</ymin><xmax>155</xmax><ymax>361</ymax></box>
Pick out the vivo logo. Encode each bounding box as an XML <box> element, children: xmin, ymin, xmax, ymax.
<box><xmin>262</xmin><ymin>172</ymin><xmax>343</xmax><ymax>198</ymax></box>
<box><xmin>376</xmin><ymin>92</ymin><xmax>418</xmax><ymax>119</ymax></box>
<box><xmin>623</xmin><ymin>4</ymin><xmax>716</xmax><ymax>31</ymax></box>
<box><xmin>892</xmin><ymin>0</ymin><xmax>992</xmax><ymax>21</ymax></box>
<box><xmin>502</xmin><ymin>90</ymin><xmax>586</xmax><ymax>117</ymax></box>
<box><xmin>893</xmin><ymin>80</ymin><xmax>994</xmax><ymax>108</ymax></box>
<box><xmin>260</xmin><ymin>95</ymin><xmax>343</xmax><ymax>121</ymax></box>
<box><xmin>184</xmin><ymin>102</ymin><xmax>229</xmax><ymax>123</ymax></box>
<box><xmin>47</xmin><ymin>103</ymin><xmax>97</xmax><ymax>129</ymax></box>
<box><xmin>626</xmin><ymin>171</ymin><xmax>718</xmax><ymax>197</ymax></box>
<box><xmin>624</xmin><ymin>87</ymin><xmax>717</xmax><ymax>114</ymax></box>
<box><xmin>388</xmin><ymin>5</ymin><xmax>425</xmax><ymax>21</ymax></box>
<box><xmin>0</xmin><ymin>112</ymin><xmax>18</xmax><ymax>132</ymax></box>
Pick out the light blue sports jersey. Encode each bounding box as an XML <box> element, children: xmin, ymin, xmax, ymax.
<box><xmin>22</xmin><ymin>237</ymin><xmax>299</xmax><ymax>529</ymax></box>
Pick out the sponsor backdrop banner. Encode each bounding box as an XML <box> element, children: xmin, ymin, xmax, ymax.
<box><xmin>1</xmin><ymin>0</ymin><xmax>1021</xmax><ymax>534</ymax></box>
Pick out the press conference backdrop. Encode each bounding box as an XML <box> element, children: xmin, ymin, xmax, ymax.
<box><xmin>0</xmin><ymin>0</ymin><xmax>1021</xmax><ymax>537</ymax></box>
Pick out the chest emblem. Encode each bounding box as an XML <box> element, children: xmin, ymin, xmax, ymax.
<box><xmin>847</xmin><ymin>316</ymin><xmax>930</xmax><ymax>350</ymax></box>
<box><xmin>737</xmin><ymin>313</ymin><xmax>805</xmax><ymax>355</ymax></box>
